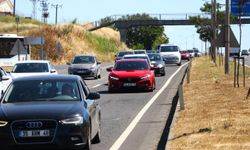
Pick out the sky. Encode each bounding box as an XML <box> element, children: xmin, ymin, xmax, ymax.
<box><xmin>13</xmin><ymin>0</ymin><xmax>250</xmax><ymax>52</ymax></box>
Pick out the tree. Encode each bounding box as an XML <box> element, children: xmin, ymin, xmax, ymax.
<box><xmin>122</xmin><ymin>13</ymin><xmax>167</xmax><ymax>50</ymax></box>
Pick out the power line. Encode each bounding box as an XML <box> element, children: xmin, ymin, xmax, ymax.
<box><xmin>30</xmin><ymin>0</ymin><xmax>38</xmax><ymax>19</ymax></box>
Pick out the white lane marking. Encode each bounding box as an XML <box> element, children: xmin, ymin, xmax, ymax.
<box><xmin>91</xmin><ymin>84</ymin><xmax>102</xmax><ymax>89</ymax></box>
<box><xmin>109</xmin><ymin>62</ymin><xmax>189</xmax><ymax>150</ymax></box>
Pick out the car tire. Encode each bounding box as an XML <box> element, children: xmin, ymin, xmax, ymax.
<box><xmin>98</xmin><ymin>74</ymin><xmax>101</xmax><ymax>79</ymax></box>
<box><xmin>161</xmin><ymin>71</ymin><xmax>165</xmax><ymax>76</ymax></box>
<box><xmin>149</xmin><ymin>81</ymin><xmax>156</xmax><ymax>92</ymax></box>
<box><xmin>84</xmin><ymin>125</ymin><xmax>92</xmax><ymax>150</ymax></box>
<box><xmin>178</xmin><ymin>62</ymin><xmax>182</xmax><ymax>66</ymax></box>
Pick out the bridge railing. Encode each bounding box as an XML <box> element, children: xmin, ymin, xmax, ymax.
<box><xmin>86</xmin><ymin>13</ymin><xmax>211</xmax><ymax>30</ymax></box>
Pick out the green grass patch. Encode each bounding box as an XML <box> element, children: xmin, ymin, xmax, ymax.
<box><xmin>0</xmin><ymin>16</ymin><xmax>43</xmax><ymax>25</ymax></box>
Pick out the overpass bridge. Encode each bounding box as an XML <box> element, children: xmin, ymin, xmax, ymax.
<box><xmin>86</xmin><ymin>13</ymin><xmax>250</xmax><ymax>42</ymax></box>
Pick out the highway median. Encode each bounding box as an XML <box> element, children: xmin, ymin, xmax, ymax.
<box><xmin>167</xmin><ymin>56</ymin><xmax>250</xmax><ymax>150</ymax></box>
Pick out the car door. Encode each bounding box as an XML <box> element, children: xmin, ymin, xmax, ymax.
<box><xmin>80</xmin><ymin>80</ymin><xmax>99</xmax><ymax>137</ymax></box>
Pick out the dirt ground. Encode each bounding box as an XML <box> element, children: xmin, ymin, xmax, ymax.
<box><xmin>167</xmin><ymin>56</ymin><xmax>250</xmax><ymax>150</ymax></box>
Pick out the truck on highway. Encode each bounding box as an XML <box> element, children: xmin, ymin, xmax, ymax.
<box><xmin>230</xmin><ymin>47</ymin><xmax>240</xmax><ymax>57</ymax></box>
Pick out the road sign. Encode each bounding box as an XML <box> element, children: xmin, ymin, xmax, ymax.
<box><xmin>24</xmin><ymin>36</ymin><xmax>45</xmax><ymax>45</ymax></box>
<box><xmin>215</xmin><ymin>26</ymin><xmax>240</xmax><ymax>47</ymax></box>
<box><xmin>10</xmin><ymin>39</ymin><xmax>27</xmax><ymax>55</ymax></box>
<box><xmin>231</xmin><ymin>0</ymin><xmax>250</xmax><ymax>16</ymax></box>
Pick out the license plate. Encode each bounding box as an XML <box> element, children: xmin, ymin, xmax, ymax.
<box><xmin>19</xmin><ymin>130</ymin><xmax>50</xmax><ymax>137</ymax></box>
<box><xmin>123</xmin><ymin>83</ymin><xmax>136</xmax><ymax>87</ymax></box>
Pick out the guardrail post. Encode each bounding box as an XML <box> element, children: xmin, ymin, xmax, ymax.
<box><xmin>187</xmin><ymin>60</ymin><xmax>192</xmax><ymax>84</ymax></box>
<box><xmin>178</xmin><ymin>84</ymin><xmax>185</xmax><ymax>110</ymax></box>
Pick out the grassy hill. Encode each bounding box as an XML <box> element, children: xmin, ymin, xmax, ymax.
<box><xmin>0</xmin><ymin>16</ymin><xmax>128</xmax><ymax>63</ymax></box>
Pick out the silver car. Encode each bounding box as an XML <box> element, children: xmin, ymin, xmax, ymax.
<box><xmin>68</xmin><ymin>55</ymin><xmax>101</xmax><ymax>79</ymax></box>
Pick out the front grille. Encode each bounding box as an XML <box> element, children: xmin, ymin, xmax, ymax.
<box><xmin>11</xmin><ymin>119</ymin><xmax>58</xmax><ymax>144</ymax></box>
<box><xmin>120</xmin><ymin>77</ymin><xmax>141</xmax><ymax>83</ymax></box>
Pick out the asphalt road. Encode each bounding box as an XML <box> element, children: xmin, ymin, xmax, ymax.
<box><xmin>55</xmin><ymin>61</ymin><xmax>189</xmax><ymax>150</ymax></box>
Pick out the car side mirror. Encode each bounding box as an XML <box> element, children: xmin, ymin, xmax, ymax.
<box><xmin>66</xmin><ymin>62</ymin><xmax>71</xmax><ymax>65</ymax></box>
<box><xmin>97</xmin><ymin>62</ymin><xmax>101</xmax><ymax>65</ymax></box>
<box><xmin>115</xmin><ymin>54</ymin><xmax>117</xmax><ymax>57</ymax></box>
<box><xmin>1</xmin><ymin>76</ymin><xmax>10</xmax><ymax>81</ymax></box>
<box><xmin>106</xmin><ymin>67</ymin><xmax>113</xmax><ymax>72</ymax></box>
<box><xmin>87</xmin><ymin>92</ymin><xmax>100</xmax><ymax>100</ymax></box>
<box><xmin>50</xmin><ymin>69</ymin><xmax>57</xmax><ymax>73</ymax></box>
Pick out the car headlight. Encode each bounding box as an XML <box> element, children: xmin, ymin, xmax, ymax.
<box><xmin>0</xmin><ymin>121</ymin><xmax>8</xmax><ymax>127</ymax></box>
<box><xmin>141</xmin><ymin>74</ymin><xmax>150</xmax><ymax>80</ymax></box>
<box><xmin>60</xmin><ymin>116</ymin><xmax>83</xmax><ymax>125</ymax></box>
<box><xmin>110</xmin><ymin>76</ymin><xmax>119</xmax><ymax>80</ymax></box>
<box><xmin>157</xmin><ymin>64</ymin><xmax>163</xmax><ymax>68</ymax></box>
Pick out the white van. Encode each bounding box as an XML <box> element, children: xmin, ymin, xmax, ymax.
<box><xmin>159</xmin><ymin>44</ymin><xmax>181</xmax><ymax>66</ymax></box>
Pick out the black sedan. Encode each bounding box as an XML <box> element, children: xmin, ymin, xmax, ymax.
<box><xmin>0</xmin><ymin>75</ymin><xmax>101</xmax><ymax>150</ymax></box>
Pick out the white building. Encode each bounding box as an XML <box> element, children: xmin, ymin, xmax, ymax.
<box><xmin>0</xmin><ymin>0</ymin><xmax>13</xmax><ymax>16</ymax></box>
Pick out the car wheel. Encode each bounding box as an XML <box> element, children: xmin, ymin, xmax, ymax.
<box><xmin>178</xmin><ymin>62</ymin><xmax>182</xmax><ymax>66</ymax></box>
<box><xmin>161</xmin><ymin>71</ymin><xmax>166</xmax><ymax>76</ymax></box>
<box><xmin>98</xmin><ymin>74</ymin><xmax>101</xmax><ymax>79</ymax></box>
<box><xmin>84</xmin><ymin>125</ymin><xmax>92</xmax><ymax>150</ymax></box>
<box><xmin>149</xmin><ymin>81</ymin><xmax>155</xmax><ymax>92</ymax></box>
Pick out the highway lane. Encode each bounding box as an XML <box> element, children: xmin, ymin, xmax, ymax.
<box><xmin>55</xmin><ymin>61</ymin><xmax>189</xmax><ymax>150</ymax></box>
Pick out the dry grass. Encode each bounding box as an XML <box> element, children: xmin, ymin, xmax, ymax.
<box><xmin>168</xmin><ymin>56</ymin><xmax>250</xmax><ymax>150</ymax></box>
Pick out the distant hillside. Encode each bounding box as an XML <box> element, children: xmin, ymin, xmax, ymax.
<box><xmin>0</xmin><ymin>16</ymin><xmax>128</xmax><ymax>63</ymax></box>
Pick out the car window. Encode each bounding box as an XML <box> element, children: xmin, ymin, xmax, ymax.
<box><xmin>12</xmin><ymin>63</ymin><xmax>49</xmax><ymax>73</ymax></box>
<box><xmin>72</xmin><ymin>56</ymin><xmax>95</xmax><ymax>64</ymax></box>
<box><xmin>148</xmin><ymin>54</ymin><xmax>162</xmax><ymax>61</ymax></box>
<box><xmin>118</xmin><ymin>51</ymin><xmax>134</xmax><ymax>57</ymax></box>
<box><xmin>2</xmin><ymin>80</ymin><xmax>81</xmax><ymax>103</ymax></box>
<box><xmin>160</xmin><ymin>46</ymin><xmax>179</xmax><ymax>52</ymax></box>
<box><xmin>80</xmin><ymin>81</ymin><xmax>90</xmax><ymax>97</ymax></box>
<box><xmin>114</xmin><ymin>61</ymin><xmax>149</xmax><ymax>71</ymax></box>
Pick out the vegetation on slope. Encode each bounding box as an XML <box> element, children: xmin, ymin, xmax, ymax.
<box><xmin>0</xmin><ymin>16</ymin><xmax>127</xmax><ymax>63</ymax></box>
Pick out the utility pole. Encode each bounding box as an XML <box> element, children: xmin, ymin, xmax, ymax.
<box><xmin>211</xmin><ymin>0</ymin><xmax>217</xmax><ymax>64</ymax></box>
<box><xmin>13</xmin><ymin>0</ymin><xmax>16</xmax><ymax>16</ymax></box>
<box><xmin>225</xmin><ymin>0</ymin><xmax>230</xmax><ymax>74</ymax></box>
<box><xmin>51</xmin><ymin>4</ymin><xmax>62</xmax><ymax>25</ymax></box>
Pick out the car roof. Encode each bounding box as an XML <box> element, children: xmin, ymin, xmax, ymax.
<box><xmin>123</xmin><ymin>54</ymin><xmax>148</xmax><ymax>57</ymax></box>
<box><xmin>74</xmin><ymin>54</ymin><xmax>96</xmax><ymax>57</ymax></box>
<box><xmin>13</xmin><ymin>74</ymin><xmax>81</xmax><ymax>82</ymax></box>
<box><xmin>15</xmin><ymin>60</ymin><xmax>50</xmax><ymax>64</ymax></box>
<box><xmin>116</xmin><ymin>59</ymin><xmax>148</xmax><ymax>63</ymax></box>
<box><xmin>160</xmin><ymin>44</ymin><xmax>177</xmax><ymax>46</ymax></box>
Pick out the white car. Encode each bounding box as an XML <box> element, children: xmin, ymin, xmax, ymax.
<box><xmin>10</xmin><ymin>60</ymin><xmax>58</xmax><ymax>78</ymax></box>
<box><xmin>122</xmin><ymin>54</ymin><xmax>152</xmax><ymax>66</ymax></box>
<box><xmin>0</xmin><ymin>67</ymin><xmax>12</xmax><ymax>97</ymax></box>
<box><xmin>159</xmin><ymin>44</ymin><xmax>182</xmax><ymax>66</ymax></box>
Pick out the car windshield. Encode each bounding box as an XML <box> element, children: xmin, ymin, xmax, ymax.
<box><xmin>134</xmin><ymin>51</ymin><xmax>146</xmax><ymax>54</ymax></box>
<box><xmin>148</xmin><ymin>54</ymin><xmax>162</xmax><ymax>61</ymax></box>
<box><xmin>160</xmin><ymin>46</ymin><xmax>178</xmax><ymax>52</ymax></box>
<box><xmin>12</xmin><ymin>63</ymin><xmax>49</xmax><ymax>73</ymax></box>
<box><xmin>118</xmin><ymin>51</ymin><xmax>134</xmax><ymax>57</ymax></box>
<box><xmin>114</xmin><ymin>61</ymin><xmax>149</xmax><ymax>71</ymax></box>
<box><xmin>187</xmin><ymin>50</ymin><xmax>194</xmax><ymax>53</ymax></box>
<box><xmin>180</xmin><ymin>51</ymin><xmax>188</xmax><ymax>54</ymax></box>
<box><xmin>73</xmin><ymin>56</ymin><xmax>95</xmax><ymax>64</ymax></box>
<box><xmin>2</xmin><ymin>80</ymin><xmax>81</xmax><ymax>103</ymax></box>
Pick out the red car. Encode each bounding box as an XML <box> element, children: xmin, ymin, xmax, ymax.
<box><xmin>107</xmin><ymin>59</ymin><xmax>156</xmax><ymax>92</ymax></box>
<box><xmin>180</xmin><ymin>50</ymin><xmax>191</xmax><ymax>61</ymax></box>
